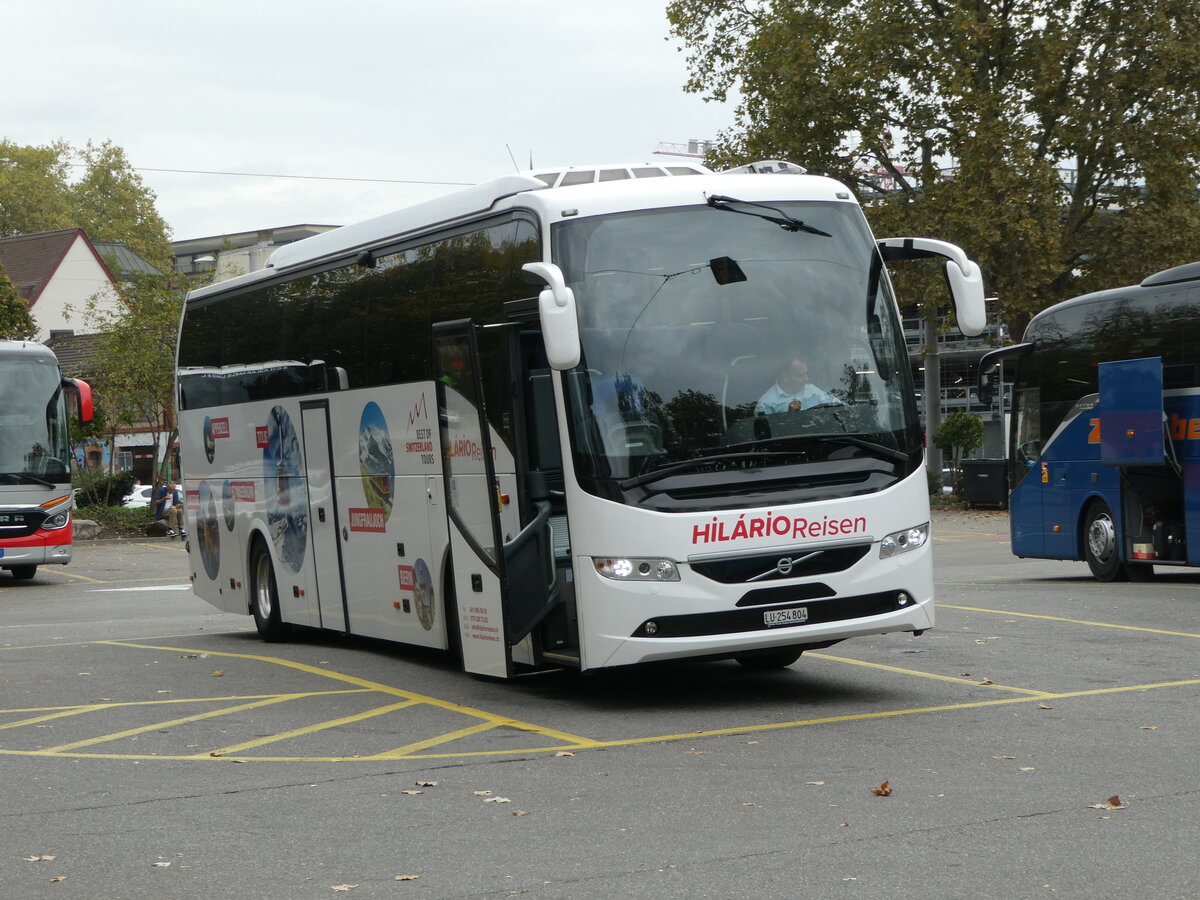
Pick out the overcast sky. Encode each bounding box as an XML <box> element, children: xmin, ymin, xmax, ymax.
<box><xmin>4</xmin><ymin>1</ymin><xmax>736</xmax><ymax>242</ymax></box>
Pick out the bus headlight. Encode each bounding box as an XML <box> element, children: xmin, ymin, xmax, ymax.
<box><xmin>879</xmin><ymin>523</ymin><xmax>929</xmax><ymax>559</ymax></box>
<box><xmin>41</xmin><ymin>511</ymin><xmax>71</xmax><ymax>530</ymax></box>
<box><xmin>593</xmin><ymin>557</ymin><xmax>680</xmax><ymax>582</ymax></box>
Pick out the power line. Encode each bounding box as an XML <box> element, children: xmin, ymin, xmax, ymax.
<box><xmin>66</xmin><ymin>162</ymin><xmax>472</xmax><ymax>187</ymax></box>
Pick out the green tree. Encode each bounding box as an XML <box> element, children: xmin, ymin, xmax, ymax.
<box><xmin>0</xmin><ymin>139</ymin><xmax>172</xmax><ymax>270</ymax></box>
<box><xmin>77</xmin><ymin>272</ymin><xmax>185</xmax><ymax>489</ymax></box>
<box><xmin>933</xmin><ymin>410</ymin><xmax>986</xmax><ymax>484</ymax></box>
<box><xmin>0</xmin><ymin>262</ymin><xmax>36</xmax><ymax>340</ymax></box>
<box><xmin>667</xmin><ymin>0</ymin><xmax>1200</xmax><ymax>335</ymax></box>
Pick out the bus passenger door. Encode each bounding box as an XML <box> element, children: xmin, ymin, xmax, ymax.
<box><xmin>433</xmin><ymin>320</ymin><xmax>558</xmax><ymax>678</ymax></box>
<box><xmin>300</xmin><ymin>402</ymin><xmax>348</xmax><ymax>632</ymax></box>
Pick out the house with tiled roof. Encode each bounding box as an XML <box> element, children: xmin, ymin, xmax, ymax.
<box><xmin>0</xmin><ymin>228</ymin><xmax>126</xmax><ymax>341</ymax></box>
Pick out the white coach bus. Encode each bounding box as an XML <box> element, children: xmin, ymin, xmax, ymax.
<box><xmin>176</xmin><ymin>159</ymin><xmax>984</xmax><ymax>678</ymax></box>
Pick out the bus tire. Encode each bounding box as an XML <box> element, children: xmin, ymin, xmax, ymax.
<box><xmin>249</xmin><ymin>540</ymin><xmax>286</xmax><ymax>642</ymax></box>
<box><xmin>8</xmin><ymin>565</ymin><xmax>36</xmax><ymax>580</ymax></box>
<box><xmin>735</xmin><ymin>646</ymin><xmax>804</xmax><ymax>670</ymax></box>
<box><xmin>1083</xmin><ymin>502</ymin><xmax>1127</xmax><ymax>582</ymax></box>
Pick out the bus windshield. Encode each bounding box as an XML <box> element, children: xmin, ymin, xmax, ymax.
<box><xmin>0</xmin><ymin>355</ymin><xmax>71</xmax><ymax>484</ymax></box>
<box><xmin>553</xmin><ymin>201</ymin><xmax>919</xmax><ymax>505</ymax></box>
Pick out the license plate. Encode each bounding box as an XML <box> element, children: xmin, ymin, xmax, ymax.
<box><xmin>764</xmin><ymin>606</ymin><xmax>807</xmax><ymax>627</ymax></box>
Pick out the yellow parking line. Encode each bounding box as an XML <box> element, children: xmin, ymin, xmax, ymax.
<box><xmin>367</xmin><ymin>721</ymin><xmax>501</xmax><ymax>759</ymax></box>
<box><xmin>41</xmin><ymin>694</ymin><xmax>299</xmax><ymax>753</ymax></box>
<box><xmin>0</xmin><ymin>690</ymin><xmax>370</xmax><ymax>716</ymax></box>
<box><xmin>806</xmin><ymin>651</ymin><xmax>1054</xmax><ymax>696</ymax></box>
<box><xmin>53</xmin><ymin>571</ymin><xmax>109</xmax><ymax>584</ymax></box>
<box><xmin>205</xmin><ymin>699</ymin><xmax>420</xmax><ymax>756</ymax></box>
<box><xmin>938</xmin><ymin>603</ymin><xmax>1200</xmax><ymax>638</ymax></box>
<box><xmin>102</xmin><ymin>641</ymin><xmax>597</xmax><ymax>746</ymax></box>
<box><xmin>0</xmin><ymin>705</ymin><xmax>110</xmax><ymax>731</ymax></box>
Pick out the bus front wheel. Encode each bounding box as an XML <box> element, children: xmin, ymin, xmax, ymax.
<box><xmin>1084</xmin><ymin>503</ymin><xmax>1126</xmax><ymax>582</ymax></box>
<box><xmin>7</xmin><ymin>565</ymin><xmax>36</xmax><ymax>580</ymax></box>
<box><xmin>250</xmin><ymin>541</ymin><xmax>286</xmax><ymax>642</ymax></box>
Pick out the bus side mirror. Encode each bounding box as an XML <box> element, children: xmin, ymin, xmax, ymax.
<box><xmin>64</xmin><ymin>377</ymin><xmax>94</xmax><ymax>424</ymax></box>
<box><xmin>977</xmin><ymin>369</ymin><xmax>997</xmax><ymax>406</ymax></box>
<box><xmin>522</xmin><ymin>262</ymin><xmax>581</xmax><ymax>370</ymax></box>
<box><xmin>877</xmin><ymin>237</ymin><xmax>987</xmax><ymax>337</ymax></box>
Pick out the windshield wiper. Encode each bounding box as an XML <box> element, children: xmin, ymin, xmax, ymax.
<box><xmin>724</xmin><ymin>434</ymin><xmax>910</xmax><ymax>465</ymax></box>
<box><xmin>0</xmin><ymin>472</ymin><xmax>56</xmax><ymax>489</ymax></box>
<box><xmin>814</xmin><ymin>435</ymin><xmax>910</xmax><ymax>464</ymax></box>
<box><xmin>619</xmin><ymin>451</ymin><xmax>800</xmax><ymax>490</ymax></box>
<box><xmin>706</xmin><ymin>195</ymin><xmax>832</xmax><ymax>237</ymax></box>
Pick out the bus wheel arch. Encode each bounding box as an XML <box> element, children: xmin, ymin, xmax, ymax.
<box><xmin>248</xmin><ymin>536</ymin><xmax>287</xmax><ymax>641</ymax></box>
<box><xmin>1082</xmin><ymin>500</ymin><xmax>1127</xmax><ymax>582</ymax></box>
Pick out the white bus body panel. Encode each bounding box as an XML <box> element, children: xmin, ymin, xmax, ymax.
<box><xmin>180</xmin><ymin>383</ymin><xmax>456</xmax><ymax>650</ymax></box>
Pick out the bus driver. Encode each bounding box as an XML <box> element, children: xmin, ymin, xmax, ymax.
<box><xmin>755</xmin><ymin>356</ymin><xmax>840</xmax><ymax>415</ymax></box>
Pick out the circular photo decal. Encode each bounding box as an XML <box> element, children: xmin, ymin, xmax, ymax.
<box><xmin>203</xmin><ymin>416</ymin><xmax>216</xmax><ymax>463</ymax></box>
<box><xmin>263</xmin><ymin>405</ymin><xmax>308</xmax><ymax>573</ymax></box>
<box><xmin>197</xmin><ymin>481</ymin><xmax>220</xmax><ymax>580</ymax></box>
<box><xmin>413</xmin><ymin>558</ymin><xmax>435</xmax><ymax>631</ymax></box>
<box><xmin>221</xmin><ymin>479</ymin><xmax>235</xmax><ymax>532</ymax></box>
<box><xmin>358</xmin><ymin>402</ymin><xmax>395</xmax><ymax>521</ymax></box>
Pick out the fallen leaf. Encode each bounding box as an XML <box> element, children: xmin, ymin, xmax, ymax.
<box><xmin>1037</xmin><ymin>703</ymin><xmax>1053</xmax><ymax>710</ymax></box>
<box><xmin>153</xmin><ymin>861</ymin><xmax>171</xmax><ymax>867</ymax></box>
<box><xmin>838</xmin><ymin>822</ymin><xmax>850</xmax><ymax>827</ymax></box>
<box><xmin>993</xmin><ymin>755</ymin><xmax>1016</xmax><ymax>760</ymax></box>
<box><xmin>400</xmin><ymin>790</ymin><xmax>422</xmax><ymax>795</ymax></box>
<box><xmin>978</xmin><ymin>678</ymin><xmax>995</xmax><ymax>685</ymax></box>
<box><xmin>209</xmin><ymin>751</ymin><xmax>224</xmax><ymax>757</ymax></box>
<box><xmin>742</xmin><ymin>802</ymin><xmax>759</xmax><ymax>807</ymax></box>
<box><xmin>415</xmin><ymin>781</ymin><xmax>438</xmax><ymax>786</ymax></box>
<box><xmin>24</xmin><ymin>855</ymin><xmax>56</xmax><ymax>862</ymax></box>
<box><xmin>805</xmin><ymin>781</ymin><xmax>825</xmax><ymax>786</ymax></box>
<box><xmin>512</xmin><ymin>810</ymin><xmax>530</xmax><ymax>817</ymax></box>
<box><xmin>211</xmin><ymin>670</ymin><xmax>224</xmax><ymax>677</ymax></box>
<box><xmin>50</xmin><ymin>876</ymin><xmax>67</xmax><ymax>882</ymax></box>
<box><xmin>1140</xmin><ymin>726</ymin><xmax>1159</xmax><ymax>731</ymax></box>
<box><xmin>870</xmin><ymin>780</ymin><xmax>893</xmax><ymax>796</ymax></box>
<box><xmin>555</xmin><ymin>751</ymin><xmax>575</xmax><ymax>757</ymax></box>
<box><xmin>331</xmin><ymin>885</ymin><xmax>358</xmax><ymax>892</ymax></box>
<box><xmin>394</xmin><ymin>874</ymin><xmax>421</xmax><ymax>881</ymax></box>
<box><xmin>743</xmin><ymin>740</ymin><xmax>759</xmax><ymax>745</ymax></box>
<box><xmin>473</xmin><ymin>790</ymin><xmax>492</xmax><ymax>796</ymax></box>
<box><xmin>1090</xmin><ymin>796</ymin><xmax>1126</xmax><ymax>810</ymax></box>
<box><xmin>1019</xmin><ymin>767</ymin><xmax>1036</xmax><ymax>772</ymax></box>
<box><xmin>483</xmin><ymin>796</ymin><xmax>511</xmax><ymax>803</ymax></box>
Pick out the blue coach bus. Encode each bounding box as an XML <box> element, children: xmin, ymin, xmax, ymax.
<box><xmin>979</xmin><ymin>261</ymin><xmax>1200</xmax><ymax>581</ymax></box>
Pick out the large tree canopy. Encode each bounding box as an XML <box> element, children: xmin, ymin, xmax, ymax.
<box><xmin>0</xmin><ymin>139</ymin><xmax>172</xmax><ymax>271</ymax></box>
<box><xmin>0</xmin><ymin>262</ymin><xmax>36</xmax><ymax>340</ymax></box>
<box><xmin>667</xmin><ymin>0</ymin><xmax>1200</xmax><ymax>335</ymax></box>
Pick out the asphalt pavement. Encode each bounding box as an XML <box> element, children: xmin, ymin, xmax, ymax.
<box><xmin>2</xmin><ymin>509</ymin><xmax>1198</xmax><ymax>899</ymax></box>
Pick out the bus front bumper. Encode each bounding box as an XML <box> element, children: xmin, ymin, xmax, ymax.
<box><xmin>0</xmin><ymin>524</ymin><xmax>73</xmax><ymax>568</ymax></box>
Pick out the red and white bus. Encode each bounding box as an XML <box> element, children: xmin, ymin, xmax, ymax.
<box><xmin>176</xmin><ymin>160</ymin><xmax>984</xmax><ymax>677</ymax></box>
<box><xmin>0</xmin><ymin>340</ymin><xmax>92</xmax><ymax>580</ymax></box>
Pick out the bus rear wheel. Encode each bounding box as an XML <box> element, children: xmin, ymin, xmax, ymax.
<box><xmin>1084</xmin><ymin>502</ymin><xmax>1127</xmax><ymax>582</ymax></box>
<box><xmin>250</xmin><ymin>541</ymin><xmax>286</xmax><ymax>642</ymax></box>
<box><xmin>735</xmin><ymin>646</ymin><xmax>804</xmax><ymax>670</ymax></box>
<box><xmin>7</xmin><ymin>565</ymin><xmax>36</xmax><ymax>580</ymax></box>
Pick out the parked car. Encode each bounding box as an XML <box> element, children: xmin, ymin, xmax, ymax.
<box><xmin>123</xmin><ymin>485</ymin><xmax>154</xmax><ymax>509</ymax></box>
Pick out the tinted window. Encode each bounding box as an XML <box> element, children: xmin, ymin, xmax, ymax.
<box><xmin>179</xmin><ymin>217</ymin><xmax>540</xmax><ymax>410</ymax></box>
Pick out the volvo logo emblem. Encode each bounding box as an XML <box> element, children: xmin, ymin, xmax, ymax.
<box><xmin>776</xmin><ymin>556</ymin><xmax>794</xmax><ymax>576</ymax></box>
